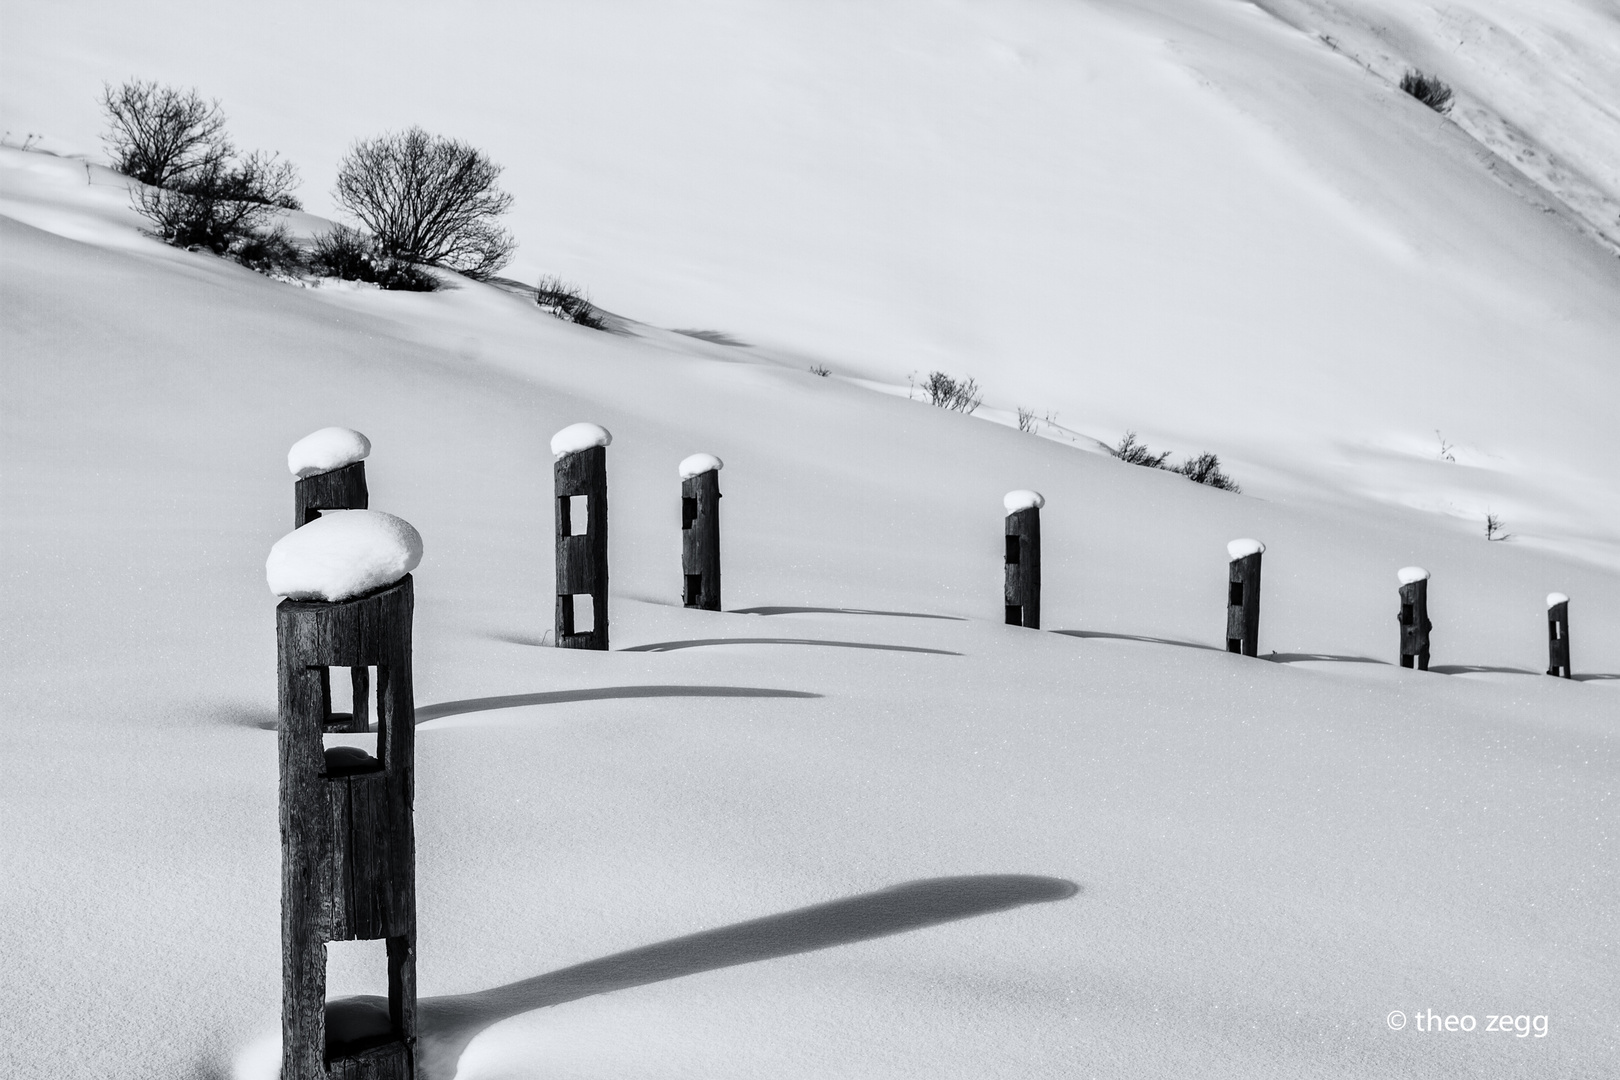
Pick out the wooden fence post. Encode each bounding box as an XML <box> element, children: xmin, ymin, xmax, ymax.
<box><xmin>290</xmin><ymin>429</ymin><xmax>372</xmax><ymax>733</ymax></box>
<box><xmin>1396</xmin><ymin>567</ymin><xmax>1431</xmax><ymax>670</ymax></box>
<box><xmin>1546</xmin><ymin>592</ymin><xmax>1572</xmax><ymax>678</ymax></box>
<box><xmin>1225</xmin><ymin>539</ymin><xmax>1264</xmax><ymax>657</ymax></box>
<box><xmin>679</xmin><ymin>454</ymin><xmax>723</xmax><ymax>611</ymax></box>
<box><xmin>278</xmin><ymin>576</ymin><xmax>417</xmax><ymax>1080</ymax></box>
<box><xmin>552</xmin><ymin>424</ymin><xmax>612</xmax><ymax>650</ymax></box>
<box><xmin>1003</xmin><ymin>490</ymin><xmax>1044</xmax><ymax>629</ymax></box>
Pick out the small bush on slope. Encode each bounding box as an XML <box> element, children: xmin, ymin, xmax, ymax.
<box><xmin>921</xmin><ymin>371</ymin><xmax>982</xmax><ymax>413</ymax></box>
<box><xmin>1114</xmin><ymin>432</ymin><xmax>1240</xmax><ymax>491</ymax></box>
<box><xmin>1114</xmin><ymin>431</ymin><xmax>1172</xmax><ymax>469</ymax></box>
<box><xmin>1174</xmin><ymin>451</ymin><xmax>1241</xmax><ymax>492</ymax></box>
<box><xmin>308</xmin><ymin>225</ymin><xmax>439</xmax><ymax>292</ymax></box>
<box><xmin>1400</xmin><ymin>70</ymin><xmax>1454</xmax><ymax>115</ymax></box>
<box><xmin>132</xmin><ymin>148</ymin><xmax>301</xmax><ymax>255</ymax></box>
<box><xmin>535</xmin><ymin>275</ymin><xmax>606</xmax><ymax>329</ymax></box>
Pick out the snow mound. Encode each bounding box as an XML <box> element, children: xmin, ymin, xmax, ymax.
<box><xmin>1226</xmin><ymin>538</ymin><xmax>1265</xmax><ymax>560</ymax></box>
<box><xmin>551</xmin><ymin>422</ymin><xmax>612</xmax><ymax>457</ymax></box>
<box><xmin>1547</xmin><ymin>592</ymin><xmax>1570</xmax><ymax>609</ymax></box>
<box><xmin>287</xmin><ymin>427</ymin><xmax>370</xmax><ymax>479</ymax></box>
<box><xmin>1003</xmin><ymin>490</ymin><xmax>1045</xmax><ymax>513</ymax></box>
<box><xmin>679</xmin><ymin>453</ymin><xmax>723</xmax><ymax>479</ymax></box>
<box><xmin>1397</xmin><ymin>566</ymin><xmax>1430</xmax><ymax>585</ymax></box>
<box><xmin>266</xmin><ymin>510</ymin><xmax>422</xmax><ymax>601</ymax></box>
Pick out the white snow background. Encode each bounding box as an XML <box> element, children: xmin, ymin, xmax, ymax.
<box><xmin>3</xmin><ymin>2</ymin><xmax>1618</xmax><ymax>1078</ymax></box>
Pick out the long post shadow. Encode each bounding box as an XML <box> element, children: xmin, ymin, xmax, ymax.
<box><xmin>328</xmin><ymin>875</ymin><xmax>1077</xmax><ymax>1077</ymax></box>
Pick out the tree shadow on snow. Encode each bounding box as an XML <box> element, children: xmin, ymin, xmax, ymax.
<box><xmin>620</xmin><ymin>637</ymin><xmax>960</xmax><ymax>656</ymax></box>
<box><xmin>1050</xmin><ymin>630</ymin><xmax>1220</xmax><ymax>652</ymax></box>
<box><xmin>375</xmin><ymin>874</ymin><xmax>1078</xmax><ymax>1078</ymax></box>
<box><xmin>1572</xmin><ymin>672</ymin><xmax>1620</xmax><ymax>682</ymax></box>
<box><xmin>733</xmin><ymin>605</ymin><xmax>966</xmax><ymax>621</ymax></box>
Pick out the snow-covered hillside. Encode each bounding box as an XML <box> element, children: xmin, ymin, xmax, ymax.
<box><xmin>3</xmin><ymin>2</ymin><xmax>1618</xmax><ymax>1079</ymax></box>
<box><xmin>5</xmin><ymin>0</ymin><xmax>1620</xmax><ymax>567</ymax></box>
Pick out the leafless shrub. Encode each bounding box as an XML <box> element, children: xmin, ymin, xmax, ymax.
<box><xmin>1175</xmin><ymin>451</ymin><xmax>1241</xmax><ymax>492</ymax></box>
<box><xmin>1017</xmin><ymin>407</ymin><xmax>1037</xmax><ymax>432</ymax></box>
<box><xmin>921</xmin><ymin>371</ymin><xmax>982</xmax><ymax>413</ymax></box>
<box><xmin>809</xmin><ymin>364</ymin><xmax>831</xmax><ymax>377</ymax></box>
<box><xmin>132</xmin><ymin>149</ymin><xmax>301</xmax><ymax>253</ymax></box>
<box><xmin>100</xmin><ymin>79</ymin><xmax>230</xmax><ymax>188</ymax></box>
<box><xmin>335</xmin><ymin>127</ymin><xmax>515</xmax><ymax>280</ymax></box>
<box><xmin>1113</xmin><ymin>431</ymin><xmax>1172</xmax><ymax>469</ymax></box>
<box><xmin>309</xmin><ymin>224</ymin><xmax>439</xmax><ymax>291</ymax></box>
<box><xmin>535</xmin><ymin>275</ymin><xmax>605</xmax><ymax>329</ymax></box>
<box><xmin>1486</xmin><ymin>513</ymin><xmax>1510</xmax><ymax>541</ymax></box>
<box><xmin>1400</xmin><ymin>70</ymin><xmax>1454</xmax><ymax>115</ymax></box>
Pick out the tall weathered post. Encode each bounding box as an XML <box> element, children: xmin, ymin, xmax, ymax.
<box><xmin>553</xmin><ymin>423</ymin><xmax>612</xmax><ymax>650</ymax></box>
<box><xmin>1546</xmin><ymin>592</ymin><xmax>1572</xmax><ymax>679</ymax></box>
<box><xmin>1225</xmin><ymin>538</ymin><xmax>1264</xmax><ymax>657</ymax></box>
<box><xmin>269</xmin><ymin>510</ymin><xmax>423</xmax><ymax>1080</ymax></box>
<box><xmin>1004</xmin><ymin>490</ymin><xmax>1044</xmax><ymax>629</ymax></box>
<box><xmin>679</xmin><ymin>453</ymin><xmax>723</xmax><ymax>611</ymax></box>
<box><xmin>289</xmin><ymin>427</ymin><xmax>374</xmax><ymax>733</ymax></box>
<box><xmin>1396</xmin><ymin>566</ymin><xmax>1432</xmax><ymax>671</ymax></box>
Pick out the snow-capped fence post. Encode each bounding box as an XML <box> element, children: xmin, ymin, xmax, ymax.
<box><xmin>288</xmin><ymin>428</ymin><xmax>374</xmax><ymax>734</ymax></box>
<box><xmin>1225</xmin><ymin>539</ymin><xmax>1264</xmax><ymax>657</ymax></box>
<box><xmin>1546</xmin><ymin>593</ymin><xmax>1572</xmax><ymax>678</ymax></box>
<box><xmin>1003</xmin><ymin>491</ymin><xmax>1044</xmax><ymax>629</ymax></box>
<box><xmin>269</xmin><ymin>512</ymin><xmax>423</xmax><ymax>1080</ymax></box>
<box><xmin>680</xmin><ymin>454</ymin><xmax>723</xmax><ymax>611</ymax></box>
<box><xmin>553</xmin><ymin>424</ymin><xmax>612</xmax><ymax>649</ymax></box>
<box><xmin>1396</xmin><ymin>567</ymin><xmax>1432</xmax><ymax>670</ymax></box>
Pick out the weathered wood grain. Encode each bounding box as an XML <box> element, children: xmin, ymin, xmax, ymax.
<box><xmin>1547</xmin><ymin>599</ymin><xmax>1572</xmax><ymax>678</ymax></box>
<box><xmin>279</xmin><ymin>575</ymin><xmax>416</xmax><ymax>1079</ymax></box>
<box><xmin>1004</xmin><ymin>507</ymin><xmax>1041</xmax><ymax>629</ymax></box>
<box><xmin>554</xmin><ymin>445</ymin><xmax>609</xmax><ymax>649</ymax></box>
<box><xmin>681</xmin><ymin>470</ymin><xmax>722</xmax><ymax>611</ymax></box>
<box><xmin>1225</xmin><ymin>552</ymin><xmax>1262</xmax><ymax>657</ymax></box>
<box><xmin>1397</xmin><ymin>578</ymin><xmax>1432</xmax><ymax>670</ymax></box>
<box><xmin>295</xmin><ymin>461</ymin><xmax>369</xmax><ymax>528</ymax></box>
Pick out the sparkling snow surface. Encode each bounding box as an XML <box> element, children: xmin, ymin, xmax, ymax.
<box><xmin>286</xmin><ymin>426</ymin><xmax>370</xmax><ymax>479</ymax></box>
<box><xmin>265</xmin><ymin>510</ymin><xmax>423</xmax><ymax>601</ymax></box>
<box><xmin>678</xmin><ymin>453</ymin><xmax>723</xmax><ymax>479</ymax></box>
<box><xmin>550</xmin><ymin>423</ymin><xmax>612</xmax><ymax>458</ymax></box>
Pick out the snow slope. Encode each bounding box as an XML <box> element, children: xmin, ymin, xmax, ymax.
<box><xmin>4</xmin><ymin>145</ymin><xmax>1619</xmax><ymax>1080</ymax></box>
<box><xmin>5</xmin><ymin>0</ymin><xmax>1620</xmax><ymax>568</ymax></box>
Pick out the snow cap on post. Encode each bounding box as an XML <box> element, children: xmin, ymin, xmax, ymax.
<box><xmin>1546</xmin><ymin>592</ymin><xmax>1569</xmax><ymax>609</ymax></box>
<box><xmin>1397</xmin><ymin>566</ymin><xmax>1430</xmax><ymax>585</ymax></box>
<box><xmin>287</xmin><ymin>427</ymin><xmax>371</xmax><ymax>479</ymax></box>
<box><xmin>1226</xmin><ymin>538</ymin><xmax>1265</xmax><ymax>560</ymax></box>
<box><xmin>266</xmin><ymin>509</ymin><xmax>423</xmax><ymax>601</ymax></box>
<box><xmin>679</xmin><ymin>453</ymin><xmax>724</xmax><ymax>479</ymax></box>
<box><xmin>1003</xmin><ymin>490</ymin><xmax>1045</xmax><ymax>513</ymax></box>
<box><xmin>551</xmin><ymin>423</ymin><xmax>612</xmax><ymax>458</ymax></box>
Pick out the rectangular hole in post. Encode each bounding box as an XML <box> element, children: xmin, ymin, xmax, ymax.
<box><xmin>321</xmin><ymin>668</ymin><xmax>381</xmax><ymax>774</ymax></box>
<box><xmin>1005</xmin><ymin>535</ymin><xmax>1020</xmax><ymax>565</ymax></box>
<box><xmin>1400</xmin><ymin>602</ymin><xmax>1413</xmax><ymax>627</ymax></box>
<box><xmin>1227</xmin><ymin>638</ymin><xmax>1242</xmax><ymax>653</ymax></box>
<box><xmin>1006</xmin><ymin>604</ymin><xmax>1022</xmax><ymax>625</ymax></box>
<box><xmin>682</xmin><ymin>497</ymin><xmax>698</xmax><ymax>530</ymax></box>
<box><xmin>324</xmin><ymin>938</ymin><xmax>396</xmax><ymax>1058</ymax></box>
<box><xmin>684</xmin><ymin>574</ymin><xmax>702</xmax><ymax>607</ymax></box>
<box><xmin>323</xmin><ymin>666</ymin><xmax>376</xmax><ymax>733</ymax></box>
<box><xmin>1228</xmin><ymin>580</ymin><xmax>1244</xmax><ymax>607</ymax></box>
<box><xmin>568</xmin><ymin>495</ymin><xmax>589</xmax><ymax>536</ymax></box>
<box><xmin>569</xmin><ymin>593</ymin><xmax>595</xmax><ymax>635</ymax></box>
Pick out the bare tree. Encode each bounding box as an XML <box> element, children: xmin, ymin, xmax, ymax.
<box><xmin>133</xmin><ymin>149</ymin><xmax>301</xmax><ymax>252</ymax></box>
<box><xmin>333</xmin><ymin>127</ymin><xmax>515</xmax><ymax>280</ymax></box>
<box><xmin>100</xmin><ymin>80</ymin><xmax>230</xmax><ymax>188</ymax></box>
